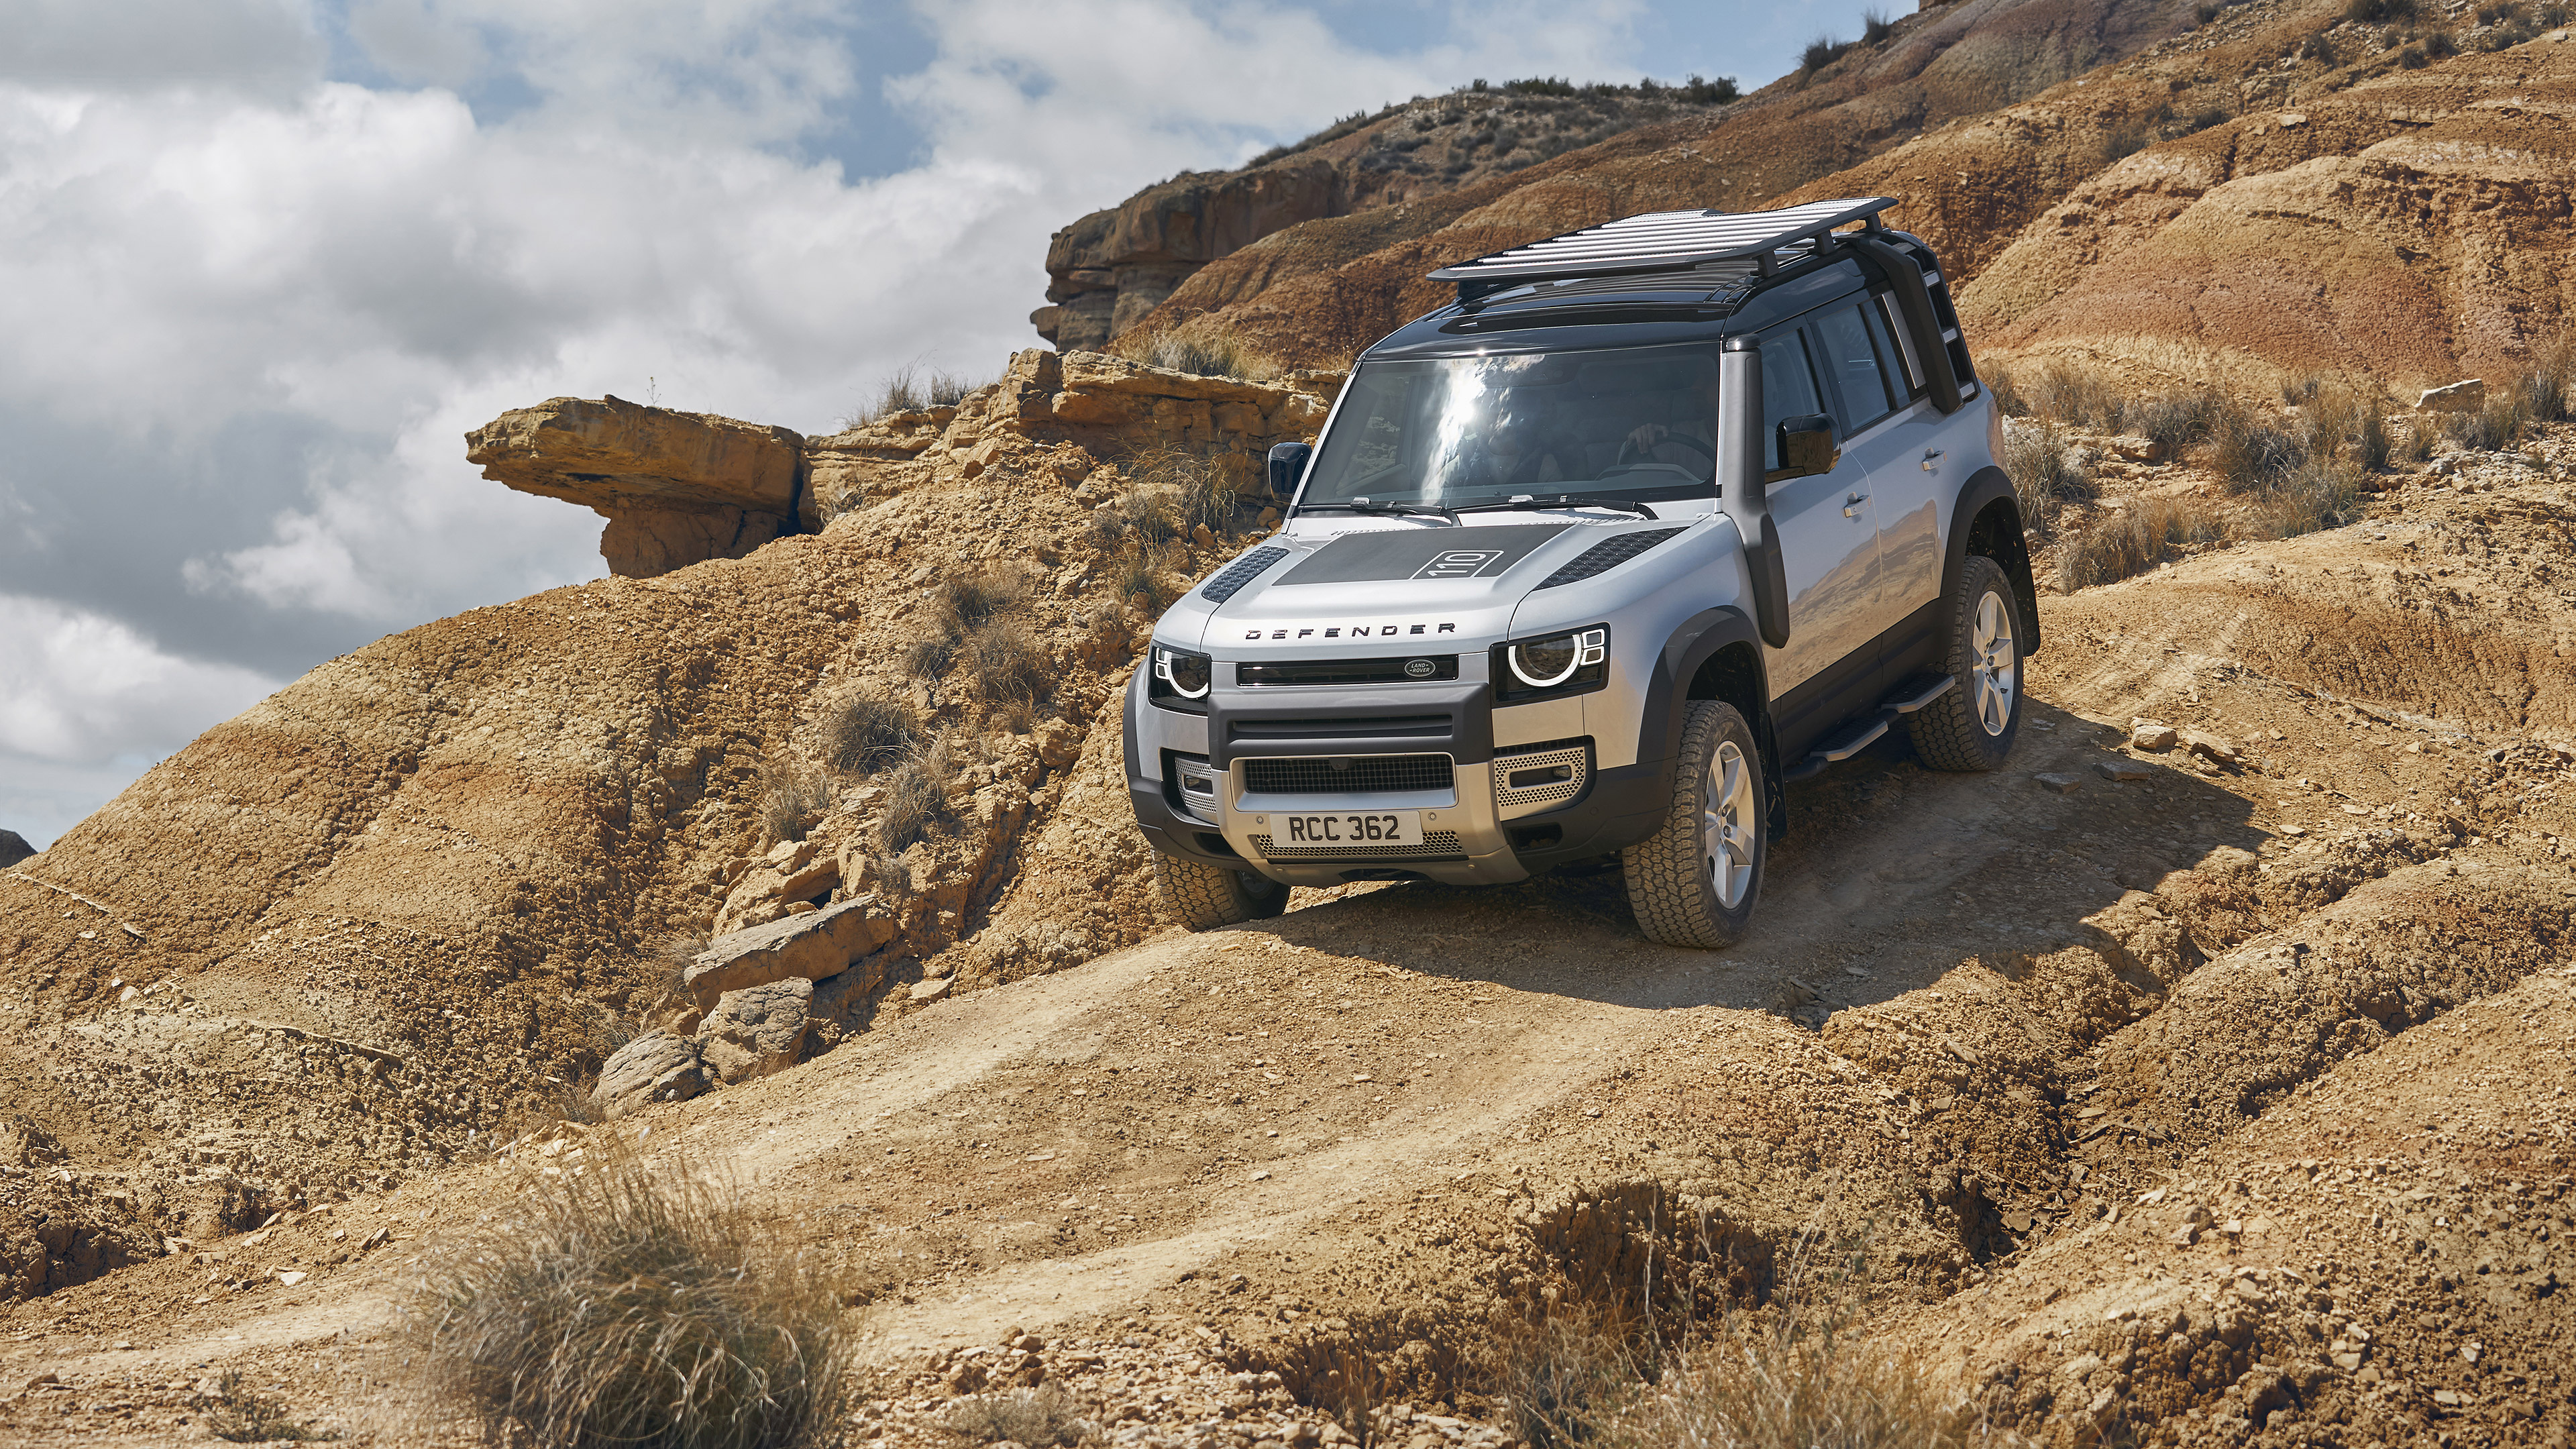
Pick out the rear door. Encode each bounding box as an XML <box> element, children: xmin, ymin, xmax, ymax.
<box><xmin>1819</xmin><ymin>292</ymin><xmax>1949</xmax><ymax>645</ymax></box>
<box><xmin>1758</xmin><ymin>325</ymin><xmax>1883</xmax><ymax>741</ymax></box>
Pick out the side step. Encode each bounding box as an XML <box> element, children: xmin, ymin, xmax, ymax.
<box><xmin>1779</xmin><ymin>674</ymin><xmax>1954</xmax><ymax>782</ymax></box>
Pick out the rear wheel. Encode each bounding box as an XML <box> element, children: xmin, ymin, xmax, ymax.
<box><xmin>1909</xmin><ymin>553</ymin><xmax>2023</xmax><ymax>771</ymax></box>
<box><xmin>1624</xmin><ymin>700</ymin><xmax>1766</xmax><ymax>949</ymax></box>
<box><xmin>1151</xmin><ymin>851</ymin><xmax>1288</xmax><ymax>930</ymax></box>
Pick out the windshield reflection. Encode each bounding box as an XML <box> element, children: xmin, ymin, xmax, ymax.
<box><xmin>1302</xmin><ymin>345</ymin><xmax>1723</xmax><ymax>508</ymax></box>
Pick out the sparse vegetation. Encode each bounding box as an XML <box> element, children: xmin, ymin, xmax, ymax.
<box><xmin>1802</xmin><ymin>36</ymin><xmax>1854</xmax><ymax>72</ymax></box>
<box><xmin>824</xmin><ymin>694</ymin><xmax>921</xmax><ymax>775</ymax></box>
<box><xmin>759</xmin><ymin>755</ymin><xmax>835</xmax><ymax>844</ymax></box>
<box><xmin>2002</xmin><ymin>419</ymin><xmax>2095</xmax><ymax>523</ymax></box>
<box><xmin>2123</xmin><ymin>387</ymin><xmax>2225</xmax><ymax>458</ymax></box>
<box><xmin>878</xmin><ymin>742</ymin><xmax>953</xmax><ymax>853</ymax></box>
<box><xmin>1860</xmin><ymin>9</ymin><xmax>1896</xmax><ymax>46</ymax></box>
<box><xmin>945</xmin><ymin>1384</ymin><xmax>1095</xmax><ymax>1446</ymax></box>
<box><xmin>2058</xmin><ymin>494</ymin><xmax>2228</xmax><ymax>590</ymax></box>
<box><xmin>843</xmin><ymin>363</ymin><xmax>986</xmax><ymax>429</ymax></box>
<box><xmin>1120</xmin><ymin>315</ymin><xmax>1281</xmax><ymax>382</ymax></box>
<box><xmin>402</xmin><ymin>1146</ymin><xmax>847</xmax><ymax>1449</ymax></box>
<box><xmin>957</xmin><ymin>616</ymin><xmax>1052</xmax><ymax>704</ymax></box>
<box><xmin>207</xmin><ymin>1371</ymin><xmax>335</xmax><ymax>1442</ymax></box>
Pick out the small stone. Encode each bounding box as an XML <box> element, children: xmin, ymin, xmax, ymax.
<box><xmin>910</xmin><ymin>976</ymin><xmax>953</xmax><ymax>1002</ymax></box>
<box><xmin>278</xmin><ymin>1271</ymin><xmax>307</xmax><ymax>1287</ymax></box>
<box><xmin>2416</xmin><ymin>379</ymin><xmax>2486</xmax><ymax>413</ymax></box>
<box><xmin>2095</xmin><ymin>760</ymin><xmax>2152</xmax><ymax>782</ymax></box>
<box><xmin>591</xmin><ymin>1031</ymin><xmax>710</xmax><ymax>1118</ymax></box>
<box><xmin>2106</xmin><ymin>433</ymin><xmax>2163</xmax><ymax>463</ymax></box>
<box><xmin>2181</xmin><ymin>730</ymin><xmax>2240</xmax><ymax>764</ymax></box>
<box><xmin>2280</xmin><ymin>824</ymin><xmax>2306</xmax><ymax>837</ymax></box>
<box><xmin>2131</xmin><ymin>723</ymin><xmax>2179</xmax><ymax>751</ymax></box>
<box><xmin>696</xmin><ymin>978</ymin><xmax>812</xmax><ymax>1085</ymax></box>
<box><xmin>2167</xmin><ymin>1222</ymin><xmax>2199</xmax><ymax>1247</ymax></box>
<box><xmin>2035</xmin><ymin>772</ymin><xmax>2082</xmax><ymax>793</ymax></box>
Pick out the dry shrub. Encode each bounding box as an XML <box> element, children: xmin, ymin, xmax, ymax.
<box><xmin>758</xmin><ymin>757</ymin><xmax>835</xmax><ymax>844</ymax></box>
<box><xmin>207</xmin><ymin>1371</ymin><xmax>333</xmax><ymax>1442</ymax></box>
<box><xmin>1982</xmin><ymin>360</ymin><xmax>2029</xmax><ymax>418</ymax></box>
<box><xmin>825</xmin><ymin>694</ymin><xmax>921</xmax><ymax>776</ymax></box>
<box><xmin>400</xmin><ymin>1146</ymin><xmax>847</xmax><ymax>1449</ymax></box>
<box><xmin>1497</xmin><ymin>1307</ymin><xmax>1644</xmax><ymax>1449</ymax></box>
<box><xmin>2514</xmin><ymin>339</ymin><xmax>2576</xmax><ymax>423</ymax></box>
<box><xmin>652</xmin><ymin>934</ymin><xmax>708</xmax><ymax>1004</ymax></box>
<box><xmin>936</xmin><ymin>570</ymin><xmax>1025</xmax><ymax>634</ymax></box>
<box><xmin>945</xmin><ymin>1384</ymin><xmax>1095</xmax><ymax>1446</ymax></box>
<box><xmin>877</xmin><ymin>741</ymin><xmax>953</xmax><ymax>853</ymax></box>
<box><xmin>2000</xmin><ymin>419</ymin><xmax>2094</xmax><ymax>526</ymax></box>
<box><xmin>2018</xmin><ymin>360</ymin><xmax>2125</xmax><ymax>430</ymax></box>
<box><xmin>2208</xmin><ymin>400</ymin><xmax>2308</xmax><ymax>492</ymax></box>
<box><xmin>843</xmin><ymin>363</ymin><xmax>986</xmax><ymax>429</ymax></box>
<box><xmin>2239</xmin><ymin>459</ymin><xmax>2366</xmax><ymax>539</ymax></box>
<box><xmin>903</xmin><ymin>635</ymin><xmax>954</xmax><ymax>681</ymax></box>
<box><xmin>1091</xmin><ymin>480</ymin><xmax>1187</xmax><ymax>550</ymax></box>
<box><xmin>957</xmin><ymin>616</ymin><xmax>1052</xmax><ymax>704</ymax></box>
<box><xmin>1123</xmin><ymin>315</ymin><xmax>1280</xmax><ymax>381</ymax></box>
<box><xmin>2442</xmin><ymin>388</ymin><xmax>2532</xmax><ymax>451</ymax></box>
<box><xmin>1126</xmin><ymin>445</ymin><xmax>1259</xmax><ymax>538</ymax></box>
<box><xmin>2057</xmin><ymin>494</ymin><xmax>2228</xmax><ymax>591</ymax></box>
<box><xmin>1593</xmin><ymin>1313</ymin><xmax>1966</xmax><ymax>1449</ymax></box>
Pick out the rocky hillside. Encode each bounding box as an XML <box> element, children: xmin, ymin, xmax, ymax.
<box><xmin>1047</xmin><ymin>0</ymin><xmax>2206</xmax><ymax>363</ymax></box>
<box><xmin>1079</xmin><ymin>0</ymin><xmax>2576</xmax><ymax>398</ymax></box>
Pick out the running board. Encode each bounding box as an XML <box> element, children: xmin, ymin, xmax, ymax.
<box><xmin>1779</xmin><ymin>674</ymin><xmax>1955</xmax><ymax>782</ymax></box>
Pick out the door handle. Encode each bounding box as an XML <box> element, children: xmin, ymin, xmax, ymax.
<box><xmin>1843</xmin><ymin>492</ymin><xmax>1869</xmax><ymax>519</ymax></box>
<box><xmin>1921</xmin><ymin>448</ymin><xmax>1945</xmax><ymax>472</ymax></box>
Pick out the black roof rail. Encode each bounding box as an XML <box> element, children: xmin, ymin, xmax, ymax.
<box><xmin>1428</xmin><ymin>197</ymin><xmax>1900</xmax><ymax>306</ymax></box>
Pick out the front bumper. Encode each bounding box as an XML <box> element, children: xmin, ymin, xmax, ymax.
<box><xmin>1125</xmin><ymin>672</ymin><xmax>1670</xmax><ymax>887</ymax></box>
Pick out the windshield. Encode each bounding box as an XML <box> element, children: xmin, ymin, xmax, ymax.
<box><xmin>1300</xmin><ymin>344</ymin><xmax>1723</xmax><ymax>509</ymax></box>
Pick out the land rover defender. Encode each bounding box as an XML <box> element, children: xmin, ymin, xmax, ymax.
<box><xmin>1122</xmin><ymin>197</ymin><xmax>2038</xmax><ymax>947</ymax></box>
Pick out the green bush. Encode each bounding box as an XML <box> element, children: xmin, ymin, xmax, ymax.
<box><xmin>402</xmin><ymin>1148</ymin><xmax>847</xmax><ymax>1449</ymax></box>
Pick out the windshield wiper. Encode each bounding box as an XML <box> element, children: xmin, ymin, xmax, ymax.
<box><xmin>1454</xmin><ymin>494</ymin><xmax>1661</xmax><ymax>521</ymax></box>
<box><xmin>1298</xmin><ymin>498</ymin><xmax>1460</xmax><ymax>525</ymax></box>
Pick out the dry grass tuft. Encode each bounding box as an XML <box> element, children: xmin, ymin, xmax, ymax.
<box><xmin>936</xmin><ymin>571</ymin><xmax>1026</xmax><ymax>634</ymax></box>
<box><xmin>2000</xmin><ymin>419</ymin><xmax>2094</xmax><ymax>526</ymax></box>
<box><xmin>400</xmin><ymin>1145</ymin><xmax>847</xmax><ymax>1449</ymax></box>
<box><xmin>843</xmin><ymin>363</ymin><xmax>986</xmax><ymax>429</ymax></box>
<box><xmin>944</xmin><ymin>1384</ymin><xmax>1095</xmax><ymax>1446</ymax></box>
<box><xmin>1122</xmin><ymin>315</ymin><xmax>1281</xmax><ymax>381</ymax></box>
<box><xmin>758</xmin><ymin>756</ymin><xmax>835</xmax><ymax>845</ymax></box>
<box><xmin>2057</xmin><ymin>494</ymin><xmax>2228</xmax><ymax>591</ymax></box>
<box><xmin>207</xmin><ymin>1371</ymin><xmax>335</xmax><ymax>1442</ymax></box>
<box><xmin>957</xmin><ymin>616</ymin><xmax>1053</xmax><ymax>704</ymax></box>
<box><xmin>878</xmin><ymin>741</ymin><xmax>954</xmax><ymax>854</ymax></box>
<box><xmin>1125</xmin><ymin>445</ymin><xmax>1260</xmax><ymax>538</ymax></box>
<box><xmin>824</xmin><ymin>694</ymin><xmax>922</xmax><ymax>776</ymax></box>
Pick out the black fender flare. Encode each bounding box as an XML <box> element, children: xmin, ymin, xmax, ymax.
<box><xmin>1633</xmin><ymin>604</ymin><xmax>1788</xmax><ymax>837</ymax></box>
<box><xmin>1944</xmin><ymin>465</ymin><xmax>2042</xmax><ymax>656</ymax></box>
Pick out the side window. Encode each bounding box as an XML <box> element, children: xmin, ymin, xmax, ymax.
<box><xmin>1758</xmin><ymin>331</ymin><xmax>1825</xmax><ymax>473</ymax></box>
<box><xmin>1871</xmin><ymin>292</ymin><xmax>1922</xmax><ymax>396</ymax></box>
<box><xmin>1813</xmin><ymin>303</ymin><xmax>1896</xmax><ymax>435</ymax></box>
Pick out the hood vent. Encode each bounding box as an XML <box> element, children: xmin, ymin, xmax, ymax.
<box><xmin>1199</xmin><ymin>546</ymin><xmax>1289</xmax><ymax>603</ymax></box>
<box><xmin>1534</xmin><ymin>527</ymin><xmax>1686</xmax><ymax>589</ymax></box>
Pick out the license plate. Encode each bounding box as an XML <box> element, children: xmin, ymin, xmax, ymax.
<box><xmin>1278</xmin><ymin>810</ymin><xmax>1421</xmax><ymax>847</ymax></box>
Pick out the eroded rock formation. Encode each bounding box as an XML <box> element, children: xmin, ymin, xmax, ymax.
<box><xmin>466</xmin><ymin>394</ymin><xmax>807</xmax><ymax>578</ymax></box>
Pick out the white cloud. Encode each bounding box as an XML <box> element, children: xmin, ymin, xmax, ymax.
<box><xmin>0</xmin><ymin>594</ymin><xmax>280</xmax><ymax>763</ymax></box>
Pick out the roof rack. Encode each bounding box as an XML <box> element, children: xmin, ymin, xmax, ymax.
<box><xmin>1428</xmin><ymin>197</ymin><xmax>1899</xmax><ymax>305</ymax></box>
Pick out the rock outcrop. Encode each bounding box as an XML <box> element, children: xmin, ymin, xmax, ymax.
<box><xmin>1035</xmin><ymin>89</ymin><xmax>1743</xmax><ymax>353</ymax></box>
<box><xmin>682</xmin><ymin>894</ymin><xmax>896</xmax><ymax>1011</ymax></box>
<box><xmin>466</xmin><ymin>395</ymin><xmax>806</xmax><ymax>578</ymax></box>
<box><xmin>0</xmin><ymin>830</ymin><xmax>32</xmax><ymax>867</ymax></box>
<box><xmin>591</xmin><ymin>1031</ymin><xmax>710</xmax><ymax>1118</ymax></box>
<box><xmin>696</xmin><ymin>978</ymin><xmax>811</xmax><ymax>1084</ymax></box>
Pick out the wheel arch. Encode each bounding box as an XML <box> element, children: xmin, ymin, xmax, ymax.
<box><xmin>1639</xmin><ymin>606</ymin><xmax>1790</xmax><ymax>841</ymax></box>
<box><xmin>1943</xmin><ymin>465</ymin><xmax>2042</xmax><ymax>657</ymax></box>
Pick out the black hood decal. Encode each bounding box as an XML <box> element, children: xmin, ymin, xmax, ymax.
<box><xmin>1271</xmin><ymin>525</ymin><xmax>1571</xmax><ymax>586</ymax></box>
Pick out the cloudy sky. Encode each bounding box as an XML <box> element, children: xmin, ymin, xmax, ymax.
<box><xmin>1</xmin><ymin>0</ymin><xmax>1888</xmax><ymax>849</ymax></box>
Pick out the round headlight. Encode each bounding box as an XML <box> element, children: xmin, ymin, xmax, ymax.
<box><xmin>1508</xmin><ymin>633</ymin><xmax>1582</xmax><ymax>688</ymax></box>
<box><xmin>1158</xmin><ymin>647</ymin><xmax>1212</xmax><ymax>698</ymax></box>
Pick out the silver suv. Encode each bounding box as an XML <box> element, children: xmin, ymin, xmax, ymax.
<box><xmin>1123</xmin><ymin>197</ymin><xmax>2037</xmax><ymax>947</ymax></box>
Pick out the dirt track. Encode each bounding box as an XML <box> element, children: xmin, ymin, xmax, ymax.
<box><xmin>7</xmin><ymin>437</ymin><xmax>2573</xmax><ymax>1444</ymax></box>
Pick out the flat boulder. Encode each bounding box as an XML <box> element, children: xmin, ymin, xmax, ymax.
<box><xmin>465</xmin><ymin>396</ymin><xmax>806</xmax><ymax>578</ymax></box>
<box><xmin>697</xmin><ymin>979</ymin><xmax>812</xmax><ymax>1085</ymax></box>
<box><xmin>591</xmin><ymin>1032</ymin><xmax>710</xmax><ymax>1118</ymax></box>
<box><xmin>682</xmin><ymin>894</ymin><xmax>894</xmax><ymax>1010</ymax></box>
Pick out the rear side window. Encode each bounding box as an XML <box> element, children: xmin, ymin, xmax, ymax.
<box><xmin>1812</xmin><ymin>302</ymin><xmax>1897</xmax><ymax>434</ymax></box>
<box><xmin>1758</xmin><ymin>331</ymin><xmax>1825</xmax><ymax>473</ymax></box>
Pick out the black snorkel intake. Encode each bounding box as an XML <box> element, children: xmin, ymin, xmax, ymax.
<box><xmin>1720</xmin><ymin>333</ymin><xmax>1792</xmax><ymax>649</ymax></box>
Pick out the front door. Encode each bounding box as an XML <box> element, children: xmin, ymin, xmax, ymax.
<box><xmin>1758</xmin><ymin>326</ymin><xmax>1882</xmax><ymax>724</ymax></box>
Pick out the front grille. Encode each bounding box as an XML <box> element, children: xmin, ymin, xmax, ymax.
<box><xmin>1252</xmin><ymin>831</ymin><xmax>1466</xmax><ymax>861</ymax></box>
<box><xmin>1243</xmin><ymin>755</ymin><xmax>1454</xmax><ymax>795</ymax></box>
<box><xmin>1493</xmin><ymin>739</ymin><xmax>1591</xmax><ymax>817</ymax></box>
<box><xmin>1230</xmin><ymin>715</ymin><xmax>1450</xmax><ymax>741</ymax></box>
<box><xmin>1236</xmin><ymin>655</ymin><xmax>1460</xmax><ymax>687</ymax></box>
<box><xmin>1199</xmin><ymin>547</ymin><xmax>1289</xmax><ymax>603</ymax></box>
<box><xmin>1534</xmin><ymin>528</ymin><xmax>1685</xmax><ymax>589</ymax></box>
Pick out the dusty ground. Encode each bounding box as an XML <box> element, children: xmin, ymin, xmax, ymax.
<box><xmin>4</xmin><ymin>426</ymin><xmax>2571</xmax><ymax>1444</ymax></box>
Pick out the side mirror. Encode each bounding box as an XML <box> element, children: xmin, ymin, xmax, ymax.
<box><xmin>1775</xmin><ymin>414</ymin><xmax>1839</xmax><ymax>478</ymax></box>
<box><xmin>1266</xmin><ymin>441</ymin><xmax>1312</xmax><ymax>502</ymax></box>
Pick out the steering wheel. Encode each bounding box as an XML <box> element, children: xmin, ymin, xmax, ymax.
<box><xmin>1616</xmin><ymin>429</ymin><xmax>1718</xmax><ymax>467</ymax></box>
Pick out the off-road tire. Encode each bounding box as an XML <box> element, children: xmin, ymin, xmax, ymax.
<box><xmin>1151</xmin><ymin>851</ymin><xmax>1288</xmax><ymax>930</ymax></box>
<box><xmin>1909</xmin><ymin>553</ymin><xmax>2024</xmax><ymax>772</ymax></box>
<box><xmin>1623</xmin><ymin>700</ymin><xmax>1766</xmax><ymax>949</ymax></box>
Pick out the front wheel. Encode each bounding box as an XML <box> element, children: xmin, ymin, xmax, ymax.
<box><xmin>1908</xmin><ymin>553</ymin><xmax>2024</xmax><ymax>771</ymax></box>
<box><xmin>1151</xmin><ymin>851</ymin><xmax>1288</xmax><ymax>930</ymax></box>
<box><xmin>1624</xmin><ymin>700</ymin><xmax>1767</xmax><ymax>949</ymax></box>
